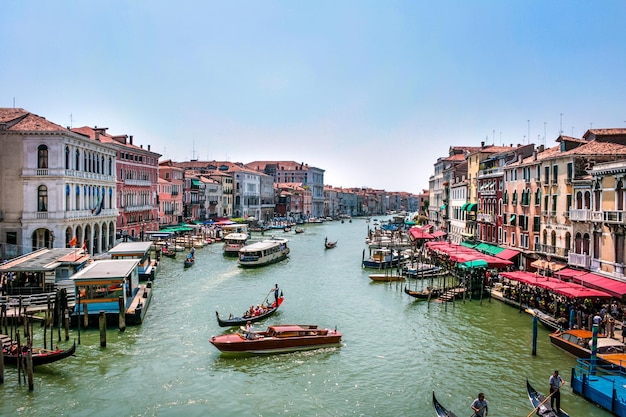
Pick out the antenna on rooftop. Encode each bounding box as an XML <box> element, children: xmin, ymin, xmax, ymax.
<box><xmin>559</xmin><ymin>113</ymin><xmax>563</xmax><ymax>135</ymax></box>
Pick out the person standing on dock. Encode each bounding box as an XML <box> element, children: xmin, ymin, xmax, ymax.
<box><xmin>549</xmin><ymin>370</ymin><xmax>565</xmax><ymax>413</ymax></box>
<box><xmin>470</xmin><ymin>392</ymin><xmax>488</xmax><ymax>417</ymax></box>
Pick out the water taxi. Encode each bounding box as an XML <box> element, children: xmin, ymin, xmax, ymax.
<box><xmin>238</xmin><ymin>238</ymin><xmax>290</xmax><ymax>267</ymax></box>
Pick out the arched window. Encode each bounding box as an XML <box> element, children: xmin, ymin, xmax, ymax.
<box><xmin>617</xmin><ymin>180</ymin><xmax>624</xmax><ymax>211</ymax></box>
<box><xmin>37</xmin><ymin>145</ymin><xmax>48</xmax><ymax>169</ymax></box>
<box><xmin>38</xmin><ymin>185</ymin><xmax>48</xmax><ymax>212</ymax></box>
<box><xmin>75</xmin><ymin>149</ymin><xmax>80</xmax><ymax>170</ymax></box>
<box><xmin>65</xmin><ymin>146</ymin><xmax>70</xmax><ymax>169</ymax></box>
<box><xmin>108</xmin><ymin>157</ymin><xmax>113</xmax><ymax>175</ymax></box>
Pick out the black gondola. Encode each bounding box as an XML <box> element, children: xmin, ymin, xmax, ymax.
<box><xmin>324</xmin><ymin>237</ymin><xmax>337</xmax><ymax>249</ymax></box>
<box><xmin>162</xmin><ymin>249</ymin><xmax>176</xmax><ymax>259</ymax></box>
<box><xmin>184</xmin><ymin>257</ymin><xmax>194</xmax><ymax>268</ymax></box>
<box><xmin>3</xmin><ymin>340</ymin><xmax>76</xmax><ymax>366</ymax></box>
<box><xmin>404</xmin><ymin>285</ymin><xmax>441</xmax><ymax>300</ymax></box>
<box><xmin>432</xmin><ymin>391</ymin><xmax>459</xmax><ymax>417</ymax></box>
<box><xmin>526</xmin><ymin>379</ymin><xmax>569</xmax><ymax>417</ymax></box>
<box><xmin>216</xmin><ymin>296</ymin><xmax>284</xmax><ymax>327</ymax></box>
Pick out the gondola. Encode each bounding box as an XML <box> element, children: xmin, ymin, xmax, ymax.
<box><xmin>3</xmin><ymin>340</ymin><xmax>76</xmax><ymax>366</ymax></box>
<box><xmin>324</xmin><ymin>237</ymin><xmax>337</xmax><ymax>249</ymax></box>
<box><xmin>162</xmin><ymin>248</ymin><xmax>176</xmax><ymax>259</ymax></box>
<box><xmin>215</xmin><ymin>295</ymin><xmax>283</xmax><ymax>327</ymax></box>
<box><xmin>184</xmin><ymin>257</ymin><xmax>195</xmax><ymax>268</ymax></box>
<box><xmin>432</xmin><ymin>391</ymin><xmax>459</xmax><ymax>417</ymax></box>
<box><xmin>404</xmin><ymin>285</ymin><xmax>441</xmax><ymax>300</ymax></box>
<box><xmin>526</xmin><ymin>379</ymin><xmax>569</xmax><ymax>417</ymax></box>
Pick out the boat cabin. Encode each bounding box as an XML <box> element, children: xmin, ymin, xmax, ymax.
<box><xmin>107</xmin><ymin>241</ymin><xmax>156</xmax><ymax>281</ymax></box>
<box><xmin>266</xmin><ymin>325</ymin><xmax>327</xmax><ymax>338</ymax></box>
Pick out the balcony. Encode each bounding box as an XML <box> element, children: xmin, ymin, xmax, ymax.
<box><xmin>37</xmin><ymin>169</ymin><xmax>49</xmax><ymax>176</ymax></box>
<box><xmin>123</xmin><ymin>205</ymin><xmax>154</xmax><ymax>212</ymax></box>
<box><xmin>568</xmin><ymin>252</ymin><xmax>590</xmax><ymax>269</ymax></box>
<box><xmin>569</xmin><ymin>209</ymin><xmax>591</xmax><ymax>222</ymax></box>
<box><xmin>602</xmin><ymin>210</ymin><xmax>626</xmax><ymax>224</ymax></box>
<box><xmin>124</xmin><ymin>179</ymin><xmax>152</xmax><ymax>186</ymax></box>
<box><xmin>477</xmin><ymin>213</ymin><xmax>493</xmax><ymax>223</ymax></box>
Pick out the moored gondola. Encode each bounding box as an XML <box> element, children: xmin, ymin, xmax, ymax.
<box><xmin>404</xmin><ymin>285</ymin><xmax>441</xmax><ymax>300</ymax></box>
<box><xmin>432</xmin><ymin>391</ymin><xmax>459</xmax><ymax>417</ymax></box>
<box><xmin>162</xmin><ymin>248</ymin><xmax>176</xmax><ymax>258</ymax></box>
<box><xmin>3</xmin><ymin>340</ymin><xmax>76</xmax><ymax>366</ymax></box>
<box><xmin>526</xmin><ymin>379</ymin><xmax>569</xmax><ymax>417</ymax></box>
<box><xmin>216</xmin><ymin>295</ymin><xmax>284</xmax><ymax>327</ymax></box>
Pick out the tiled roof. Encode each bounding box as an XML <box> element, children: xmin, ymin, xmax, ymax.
<box><xmin>566</xmin><ymin>140</ymin><xmax>626</xmax><ymax>156</ymax></box>
<box><xmin>0</xmin><ymin>108</ymin><xmax>67</xmax><ymax>132</ymax></box>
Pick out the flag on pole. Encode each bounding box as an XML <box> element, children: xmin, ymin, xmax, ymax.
<box><xmin>69</xmin><ymin>236</ymin><xmax>77</xmax><ymax>247</ymax></box>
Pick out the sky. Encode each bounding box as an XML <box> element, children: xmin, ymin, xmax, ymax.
<box><xmin>2</xmin><ymin>1</ymin><xmax>626</xmax><ymax>194</ymax></box>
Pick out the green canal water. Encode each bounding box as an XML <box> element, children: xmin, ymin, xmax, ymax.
<box><xmin>1</xmin><ymin>218</ymin><xmax>613</xmax><ymax>416</ymax></box>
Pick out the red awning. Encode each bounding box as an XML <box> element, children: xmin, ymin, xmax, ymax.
<box><xmin>432</xmin><ymin>230</ymin><xmax>447</xmax><ymax>238</ymax></box>
<box><xmin>501</xmin><ymin>271</ymin><xmax>550</xmax><ymax>285</ymax></box>
<box><xmin>572</xmin><ymin>273</ymin><xmax>626</xmax><ymax>298</ymax></box>
<box><xmin>495</xmin><ymin>248</ymin><xmax>520</xmax><ymax>261</ymax></box>
<box><xmin>551</xmin><ymin>286</ymin><xmax>612</xmax><ymax>299</ymax></box>
<box><xmin>554</xmin><ymin>268</ymin><xmax>588</xmax><ymax>280</ymax></box>
<box><xmin>409</xmin><ymin>227</ymin><xmax>434</xmax><ymax>240</ymax></box>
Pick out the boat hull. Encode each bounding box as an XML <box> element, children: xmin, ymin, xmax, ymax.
<box><xmin>526</xmin><ymin>379</ymin><xmax>569</xmax><ymax>417</ymax></box>
<box><xmin>432</xmin><ymin>392</ymin><xmax>459</xmax><ymax>417</ymax></box>
<box><xmin>3</xmin><ymin>340</ymin><xmax>76</xmax><ymax>366</ymax></box>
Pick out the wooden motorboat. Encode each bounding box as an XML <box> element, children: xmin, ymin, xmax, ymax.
<box><xmin>548</xmin><ymin>328</ymin><xmax>626</xmax><ymax>368</ymax></box>
<box><xmin>3</xmin><ymin>340</ymin><xmax>76</xmax><ymax>366</ymax></box>
<box><xmin>369</xmin><ymin>273</ymin><xmax>404</xmax><ymax>282</ymax></box>
<box><xmin>432</xmin><ymin>392</ymin><xmax>458</xmax><ymax>417</ymax></box>
<box><xmin>324</xmin><ymin>237</ymin><xmax>337</xmax><ymax>249</ymax></box>
<box><xmin>404</xmin><ymin>285</ymin><xmax>441</xmax><ymax>300</ymax></box>
<box><xmin>210</xmin><ymin>324</ymin><xmax>342</xmax><ymax>354</ymax></box>
<box><xmin>216</xmin><ymin>295</ymin><xmax>284</xmax><ymax>327</ymax></box>
<box><xmin>526</xmin><ymin>379</ymin><xmax>570</xmax><ymax>417</ymax></box>
<box><xmin>184</xmin><ymin>257</ymin><xmax>195</xmax><ymax>268</ymax></box>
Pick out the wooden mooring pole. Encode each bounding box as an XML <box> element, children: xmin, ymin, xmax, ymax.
<box><xmin>99</xmin><ymin>311</ymin><xmax>107</xmax><ymax>348</ymax></box>
<box><xmin>118</xmin><ymin>297</ymin><xmax>126</xmax><ymax>332</ymax></box>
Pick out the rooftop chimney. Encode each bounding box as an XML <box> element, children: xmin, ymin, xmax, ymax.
<box><xmin>130</xmin><ymin>135</ymin><xmax>133</xmax><ymax>145</ymax></box>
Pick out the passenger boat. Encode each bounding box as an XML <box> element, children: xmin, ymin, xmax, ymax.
<box><xmin>2</xmin><ymin>340</ymin><xmax>76</xmax><ymax>366</ymax></box>
<box><xmin>432</xmin><ymin>392</ymin><xmax>458</xmax><ymax>417</ymax></box>
<box><xmin>404</xmin><ymin>285</ymin><xmax>441</xmax><ymax>300</ymax></box>
<box><xmin>215</xmin><ymin>295</ymin><xmax>284</xmax><ymax>327</ymax></box>
<box><xmin>324</xmin><ymin>237</ymin><xmax>337</xmax><ymax>249</ymax></box>
<box><xmin>210</xmin><ymin>324</ymin><xmax>342</xmax><ymax>354</ymax></box>
<box><xmin>222</xmin><ymin>232</ymin><xmax>248</xmax><ymax>257</ymax></box>
<box><xmin>238</xmin><ymin>238</ymin><xmax>290</xmax><ymax>268</ymax></box>
<box><xmin>362</xmin><ymin>248</ymin><xmax>400</xmax><ymax>269</ymax></box>
<box><xmin>526</xmin><ymin>379</ymin><xmax>570</xmax><ymax>417</ymax></box>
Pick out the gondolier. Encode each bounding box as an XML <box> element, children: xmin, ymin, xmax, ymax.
<box><xmin>470</xmin><ymin>392</ymin><xmax>488</xmax><ymax>417</ymax></box>
<box><xmin>273</xmin><ymin>284</ymin><xmax>280</xmax><ymax>306</ymax></box>
<box><xmin>549</xmin><ymin>370</ymin><xmax>565</xmax><ymax>413</ymax></box>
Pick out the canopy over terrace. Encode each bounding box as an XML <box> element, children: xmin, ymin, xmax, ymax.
<box><xmin>572</xmin><ymin>273</ymin><xmax>626</xmax><ymax>300</ymax></box>
<box><xmin>408</xmin><ymin>227</ymin><xmax>434</xmax><ymax>240</ymax></box>
<box><xmin>425</xmin><ymin>241</ymin><xmax>513</xmax><ymax>269</ymax></box>
<box><xmin>500</xmin><ymin>271</ymin><xmax>612</xmax><ymax>299</ymax></box>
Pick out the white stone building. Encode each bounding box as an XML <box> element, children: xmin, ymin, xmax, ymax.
<box><xmin>0</xmin><ymin>108</ymin><xmax>117</xmax><ymax>258</ymax></box>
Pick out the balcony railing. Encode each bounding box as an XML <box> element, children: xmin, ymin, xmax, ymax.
<box><xmin>123</xmin><ymin>205</ymin><xmax>154</xmax><ymax>212</ymax></box>
<box><xmin>602</xmin><ymin>210</ymin><xmax>626</xmax><ymax>224</ymax></box>
<box><xmin>568</xmin><ymin>252</ymin><xmax>590</xmax><ymax>269</ymax></box>
<box><xmin>569</xmin><ymin>209</ymin><xmax>591</xmax><ymax>222</ymax></box>
<box><xmin>477</xmin><ymin>213</ymin><xmax>494</xmax><ymax>223</ymax></box>
<box><xmin>36</xmin><ymin>169</ymin><xmax>49</xmax><ymax>176</ymax></box>
<box><xmin>124</xmin><ymin>179</ymin><xmax>152</xmax><ymax>186</ymax></box>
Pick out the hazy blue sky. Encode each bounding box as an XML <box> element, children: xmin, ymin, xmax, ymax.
<box><xmin>2</xmin><ymin>1</ymin><xmax>625</xmax><ymax>193</ymax></box>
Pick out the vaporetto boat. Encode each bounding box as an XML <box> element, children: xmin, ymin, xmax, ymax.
<box><xmin>238</xmin><ymin>238</ymin><xmax>290</xmax><ymax>267</ymax></box>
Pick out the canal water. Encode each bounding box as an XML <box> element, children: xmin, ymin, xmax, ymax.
<box><xmin>1</xmin><ymin>218</ymin><xmax>612</xmax><ymax>417</ymax></box>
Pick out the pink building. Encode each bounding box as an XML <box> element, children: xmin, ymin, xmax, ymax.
<box><xmin>72</xmin><ymin>127</ymin><xmax>160</xmax><ymax>240</ymax></box>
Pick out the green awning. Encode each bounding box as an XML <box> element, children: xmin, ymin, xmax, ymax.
<box><xmin>461</xmin><ymin>241</ymin><xmax>478</xmax><ymax>248</ymax></box>
<box><xmin>440</xmin><ymin>204</ymin><xmax>447</xmax><ymax>210</ymax></box>
<box><xmin>459</xmin><ymin>259</ymin><xmax>488</xmax><ymax>269</ymax></box>
<box><xmin>191</xmin><ymin>179</ymin><xmax>202</xmax><ymax>186</ymax></box>
<box><xmin>475</xmin><ymin>243</ymin><xmax>504</xmax><ymax>256</ymax></box>
<box><xmin>466</xmin><ymin>203</ymin><xmax>478</xmax><ymax>212</ymax></box>
<box><xmin>461</xmin><ymin>203</ymin><xmax>469</xmax><ymax>211</ymax></box>
<box><xmin>510</xmin><ymin>214</ymin><xmax>517</xmax><ymax>225</ymax></box>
